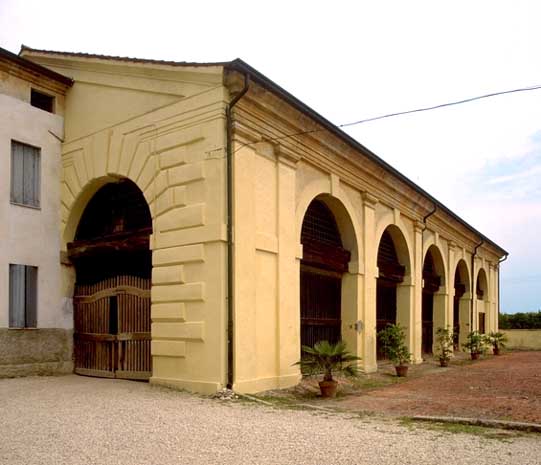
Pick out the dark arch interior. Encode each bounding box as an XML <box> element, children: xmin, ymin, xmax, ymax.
<box><xmin>476</xmin><ymin>273</ymin><xmax>485</xmax><ymax>300</ymax></box>
<box><xmin>421</xmin><ymin>249</ymin><xmax>442</xmax><ymax>354</ymax></box>
<box><xmin>453</xmin><ymin>265</ymin><xmax>467</xmax><ymax>348</ymax></box>
<box><xmin>476</xmin><ymin>271</ymin><xmax>487</xmax><ymax>334</ymax></box>
<box><xmin>301</xmin><ymin>200</ymin><xmax>343</xmax><ymax>250</ymax></box>
<box><xmin>376</xmin><ymin>230</ymin><xmax>405</xmax><ymax>358</ymax></box>
<box><xmin>75</xmin><ymin>181</ymin><xmax>151</xmax><ymax>241</ymax></box>
<box><xmin>300</xmin><ymin>199</ymin><xmax>350</xmax><ymax>348</ymax></box>
<box><xmin>68</xmin><ymin>179</ymin><xmax>152</xmax><ymax>284</ymax></box>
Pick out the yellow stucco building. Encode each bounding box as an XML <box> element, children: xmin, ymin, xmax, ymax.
<box><xmin>1</xmin><ymin>46</ymin><xmax>507</xmax><ymax>393</ymax></box>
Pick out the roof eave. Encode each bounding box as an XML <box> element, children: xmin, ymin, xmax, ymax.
<box><xmin>0</xmin><ymin>46</ymin><xmax>73</xmax><ymax>86</ymax></box>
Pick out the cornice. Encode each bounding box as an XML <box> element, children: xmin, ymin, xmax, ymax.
<box><xmin>0</xmin><ymin>57</ymin><xmax>70</xmax><ymax>95</ymax></box>
<box><xmin>234</xmin><ymin>96</ymin><xmax>434</xmax><ymax>217</ymax></box>
<box><xmin>226</xmin><ymin>68</ymin><xmax>506</xmax><ymax>257</ymax></box>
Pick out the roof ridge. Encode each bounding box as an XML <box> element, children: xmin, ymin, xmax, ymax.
<box><xmin>19</xmin><ymin>45</ymin><xmax>231</xmax><ymax>68</ymax></box>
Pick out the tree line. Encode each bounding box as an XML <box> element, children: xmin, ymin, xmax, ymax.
<box><xmin>499</xmin><ymin>310</ymin><xmax>541</xmax><ymax>329</ymax></box>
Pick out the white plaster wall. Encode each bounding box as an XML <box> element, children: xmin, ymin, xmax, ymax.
<box><xmin>0</xmin><ymin>93</ymin><xmax>69</xmax><ymax>329</ymax></box>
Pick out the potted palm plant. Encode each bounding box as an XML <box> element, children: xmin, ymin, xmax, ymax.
<box><xmin>377</xmin><ymin>323</ymin><xmax>412</xmax><ymax>377</ymax></box>
<box><xmin>435</xmin><ymin>327</ymin><xmax>454</xmax><ymax>367</ymax></box>
<box><xmin>487</xmin><ymin>331</ymin><xmax>507</xmax><ymax>355</ymax></box>
<box><xmin>296</xmin><ymin>340</ymin><xmax>360</xmax><ymax>398</ymax></box>
<box><xmin>462</xmin><ymin>330</ymin><xmax>487</xmax><ymax>360</ymax></box>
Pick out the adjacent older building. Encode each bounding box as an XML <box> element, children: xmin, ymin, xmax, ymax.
<box><xmin>0</xmin><ymin>48</ymin><xmax>73</xmax><ymax>376</ymax></box>
<box><xmin>1</xmin><ymin>46</ymin><xmax>507</xmax><ymax>393</ymax></box>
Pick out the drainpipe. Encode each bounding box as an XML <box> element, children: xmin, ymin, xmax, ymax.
<box><xmin>497</xmin><ymin>253</ymin><xmax>509</xmax><ymax>329</ymax></box>
<box><xmin>420</xmin><ymin>204</ymin><xmax>437</xmax><ymax>285</ymax></box>
<box><xmin>471</xmin><ymin>240</ymin><xmax>484</xmax><ymax>331</ymax></box>
<box><xmin>421</xmin><ymin>203</ymin><xmax>437</xmax><ymax>237</ymax></box>
<box><xmin>226</xmin><ymin>73</ymin><xmax>249</xmax><ymax>389</ymax></box>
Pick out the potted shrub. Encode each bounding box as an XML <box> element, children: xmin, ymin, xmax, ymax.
<box><xmin>296</xmin><ymin>340</ymin><xmax>360</xmax><ymax>398</ymax></box>
<box><xmin>435</xmin><ymin>327</ymin><xmax>454</xmax><ymax>367</ymax></box>
<box><xmin>377</xmin><ymin>323</ymin><xmax>412</xmax><ymax>377</ymax></box>
<box><xmin>462</xmin><ymin>330</ymin><xmax>487</xmax><ymax>360</ymax></box>
<box><xmin>487</xmin><ymin>331</ymin><xmax>507</xmax><ymax>355</ymax></box>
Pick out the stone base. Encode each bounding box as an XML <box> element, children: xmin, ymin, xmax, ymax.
<box><xmin>0</xmin><ymin>328</ymin><xmax>73</xmax><ymax>378</ymax></box>
<box><xmin>150</xmin><ymin>376</ymin><xmax>223</xmax><ymax>395</ymax></box>
<box><xmin>233</xmin><ymin>373</ymin><xmax>302</xmax><ymax>394</ymax></box>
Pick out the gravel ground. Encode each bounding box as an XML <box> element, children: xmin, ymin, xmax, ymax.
<box><xmin>1</xmin><ymin>375</ymin><xmax>540</xmax><ymax>465</ymax></box>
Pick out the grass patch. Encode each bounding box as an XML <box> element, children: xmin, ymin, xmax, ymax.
<box><xmin>399</xmin><ymin>417</ymin><xmax>527</xmax><ymax>441</ymax></box>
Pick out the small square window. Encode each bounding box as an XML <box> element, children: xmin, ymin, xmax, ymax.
<box><xmin>30</xmin><ymin>89</ymin><xmax>54</xmax><ymax>113</ymax></box>
<box><xmin>10</xmin><ymin>141</ymin><xmax>40</xmax><ymax>208</ymax></box>
<box><xmin>9</xmin><ymin>264</ymin><xmax>38</xmax><ymax>328</ymax></box>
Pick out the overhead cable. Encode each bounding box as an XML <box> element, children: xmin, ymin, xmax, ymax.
<box><xmin>234</xmin><ymin>83</ymin><xmax>541</xmax><ymax>152</ymax></box>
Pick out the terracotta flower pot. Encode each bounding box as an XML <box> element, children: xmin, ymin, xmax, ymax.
<box><xmin>319</xmin><ymin>380</ymin><xmax>338</xmax><ymax>398</ymax></box>
<box><xmin>439</xmin><ymin>358</ymin><xmax>449</xmax><ymax>367</ymax></box>
<box><xmin>395</xmin><ymin>365</ymin><xmax>409</xmax><ymax>377</ymax></box>
<box><xmin>471</xmin><ymin>352</ymin><xmax>480</xmax><ymax>360</ymax></box>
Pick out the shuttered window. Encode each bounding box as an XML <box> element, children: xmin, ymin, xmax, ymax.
<box><xmin>9</xmin><ymin>264</ymin><xmax>38</xmax><ymax>328</ymax></box>
<box><xmin>10</xmin><ymin>141</ymin><xmax>40</xmax><ymax>208</ymax></box>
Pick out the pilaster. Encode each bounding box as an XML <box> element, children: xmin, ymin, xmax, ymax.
<box><xmin>361</xmin><ymin>192</ymin><xmax>378</xmax><ymax>373</ymax></box>
<box><xmin>412</xmin><ymin>220</ymin><xmax>424</xmax><ymax>363</ymax></box>
<box><xmin>277</xmin><ymin>153</ymin><xmax>302</xmax><ymax>386</ymax></box>
<box><xmin>447</xmin><ymin>241</ymin><xmax>456</xmax><ymax>334</ymax></box>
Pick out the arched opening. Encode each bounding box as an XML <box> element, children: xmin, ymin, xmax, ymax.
<box><xmin>300</xmin><ymin>199</ymin><xmax>351</xmax><ymax>348</ymax></box>
<box><xmin>68</xmin><ymin>179</ymin><xmax>152</xmax><ymax>380</ymax></box>
<box><xmin>422</xmin><ymin>246</ymin><xmax>445</xmax><ymax>355</ymax></box>
<box><xmin>376</xmin><ymin>228</ymin><xmax>406</xmax><ymax>358</ymax></box>
<box><xmin>453</xmin><ymin>260</ymin><xmax>470</xmax><ymax>349</ymax></box>
<box><xmin>476</xmin><ymin>268</ymin><xmax>489</xmax><ymax>334</ymax></box>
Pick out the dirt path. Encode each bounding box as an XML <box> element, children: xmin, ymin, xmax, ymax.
<box><xmin>328</xmin><ymin>351</ymin><xmax>541</xmax><ymax>423</ymax></box>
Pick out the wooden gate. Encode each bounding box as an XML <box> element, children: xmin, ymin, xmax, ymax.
<box><xmin>74</xmin><ymin>275</ymin><xmax>151</xmax><ymax>380</ymax></box>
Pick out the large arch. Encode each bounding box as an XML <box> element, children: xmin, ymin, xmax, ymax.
<box><xmin>453</xmin><ymin>259</ymin><xmax>471</xmax><ymax>349</ymax></box>
<box><xmin>296</xmin><ymin>187</ymin><xmax>360</xmax><ymax>359</ymax></box>
<box><xmin>64</xmin><ymin>173</ymin><xmax>154</xmax><ymax>245</ymax></box>
<box><xmin>422</xmin><ymin>245</ymin><xmax>446</xmax><ymax>354</ymax></box>
<box><xmin>68</xmin><ymin>178</ymin><xmax>153</xmax><ymax>380</ymax></box>
<box><xmin>375</xmin><ymin>224</ymin><xmax>412</xmax><ymax>360</ymax></box>
<box><xmin>295</xmin><ymin>178</ymin><xmax>361</xmax><ymax>264</ymax></box>
<box><xmin>476</xmin><ymin>268</ymin><xmax>489</xmax><ymax>334</ymax></box>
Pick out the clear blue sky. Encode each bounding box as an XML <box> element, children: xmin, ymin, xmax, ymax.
<box><xmin>1</xmin><ymin>0</ymin><xmax>539</xmax><ymax>313</ymax></box>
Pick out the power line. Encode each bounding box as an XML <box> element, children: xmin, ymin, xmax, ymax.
<box><xmin>339</xmin><ymin>83</ymin><xmax>541</xmax><ymax>127</ymax></box>
<box><xmin>234</xmin><ymin>83</ymin><xmax>541</xmax><ymax>153</ymax></box>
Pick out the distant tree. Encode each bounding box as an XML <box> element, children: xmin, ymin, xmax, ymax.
<box><xmin>499</xmin><ymin>310</ymin><xmax>541</xmax><ymax>329</ymax></box>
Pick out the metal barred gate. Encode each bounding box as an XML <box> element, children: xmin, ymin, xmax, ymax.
<box><xmin>300</xmin><ymin>200</ymin><xmax>350</xmax><ymax>348</ymax></box>
<box><xmin>74</xmin><ymin>275</ymin><xmax>151</xmax><ymax>380</ymax></box>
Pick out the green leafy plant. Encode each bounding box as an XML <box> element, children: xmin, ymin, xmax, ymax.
<box><xmin>462</xmin><ymin>331</ymin><xmax>488</xmax><ymax>359</ymax></box>
<box><xmin>435</xmin><ymin>327</ymin><xmax>454</xmax><ymax>366</ymax></box>
<box><xmin>296</xmin><ymin>340</ymin><xmax>361</xmax><ymax>382</ymax></box>
<box><xmin>296</xmin><ymin>340</ymin><xmax>361</xmax><ymax>398</ymax></box>
<box><xmin>487</xmin><ymin>331</ymin><xmax>507</xmax><ymax>355</ymax></box>
<box><xmin>377</xmin><ymin>323</ymin><xmax>412</xmax><ymax>367</ymax></box>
